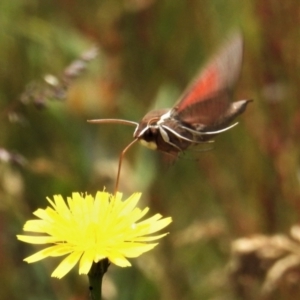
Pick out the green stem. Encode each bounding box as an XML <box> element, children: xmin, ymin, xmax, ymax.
<box><xmin>88</xmin><ymin>259</ymin><xmax>110</xmax><ymax>300</ymax></box>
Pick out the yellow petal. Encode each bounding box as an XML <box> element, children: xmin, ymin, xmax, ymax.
<box><xmin>79</xmin><ymin>249</ymin><xmax>95</xmax><ymax>275</ymax></box>
<box><xmin>108</xmin><ymin>252</ymin><xmax>131</xmax><ymax>267</ymax></box>
<box><xmin>24</xmin><ymin>245</ymin><xmax>65</xmax><ymax>263</ymax></box>
<box><xmin>53</xmin><ymin>194</ymin><xmax>69</xmax><ymax>213</ymax></box>
<box><xmin>51</xmin><ymin>251</ymin><xmax>83</xmax><ymax>278</ymax></box>
<box><xmin>131</xmin><ymin>233</ymin><xmax>168</xmax><ymax>242</ymax></box>
<box><xmin>117</xmin><ymin>242</ymin><xmax>158</xmax><ymax>257</ymax></box>
<box><xmin>23</xmin><ymin>220</ymin><xmax>49</xmax><ymax>232</ymax></box>
<box><xmin>137</xmin><ymin>216</ymin><xmax>172</xmax><ymax>234</ymax></box>
<box><xmin>119</xmin><ymin>193</ymin><xmax>142</xmax><ymax>215</ymax></box>
<box><xmin>17</xmin><ymin>235</ymin><xmax>58</xmax><ymax>244</ymax></box>
<box><xmin>33</xmin><ymin>208</ymin><xmax>54</xmax><ymax>221</ymax></box>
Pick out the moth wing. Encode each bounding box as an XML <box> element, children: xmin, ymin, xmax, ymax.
<box><xmin>173</xmin><ymin>32</ymin><xmax>243</xmax><ymax>125</ymax></box>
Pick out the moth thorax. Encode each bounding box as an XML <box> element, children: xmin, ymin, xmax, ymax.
<box><xmin>157</xmin><ymin>110</ymin><xmax>171</xmax><ymax>124</ymax></box>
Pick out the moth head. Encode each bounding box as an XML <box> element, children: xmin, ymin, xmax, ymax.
<box><xmin>133</xmin><ymin>108</ymin><xmax>169</xmax><ymax>138</ymax></box>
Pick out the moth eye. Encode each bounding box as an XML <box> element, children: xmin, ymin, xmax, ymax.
<box><xmin>142</xmin><ymin>127</ymin><xmax>156</xmax><ymax>141</ymax></box>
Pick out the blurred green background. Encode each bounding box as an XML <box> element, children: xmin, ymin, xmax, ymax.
<box><xmin>1</xmin><ymin>0</ymin><xmax>300</xmax><ymax>299</ymax></box>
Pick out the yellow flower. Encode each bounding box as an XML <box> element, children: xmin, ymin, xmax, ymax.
<box><xmin>17</xmin><ymin>191</ymin><xmax>172</xmax><ymax>279</ymax></box>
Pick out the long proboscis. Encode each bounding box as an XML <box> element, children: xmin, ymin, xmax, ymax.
<box><xmin>88</xmin><ymin>118</ymin><xmax>139</xmax><ymax>195</ymax></box>
<box><xmin>114</xmin><ymin>138</ymin><xmax>138</xmax><ymax>195</ymax></box>
<box><xmin>88</xmin><ymin>118</ymin><xmax>138</xmax><ymax>127</ymax></box>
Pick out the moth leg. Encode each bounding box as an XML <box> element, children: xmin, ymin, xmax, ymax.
<box><xmin>179</xmin><ymin>122</ymin><xmax>239</xmax><ymax>136</ymax></box>
<box><xmin>158</xmin><ymin>126</ymin><xmax>182</xmax><ymax>151</ymax></box>
<box><xmin>162</xmin><ymin>125</ymin><xmax>212</xmax><ymax>144</ymax></box>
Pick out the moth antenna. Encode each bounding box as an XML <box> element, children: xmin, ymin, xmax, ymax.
<box><xmin>88</xmin><ymin>118</ymin><xmax>138</xmax><ymax>127</ymax></box>
<box><xmin>114</xmin><ymin>138</ymin><xmax>138</xmax><ymax>195</ymax></box>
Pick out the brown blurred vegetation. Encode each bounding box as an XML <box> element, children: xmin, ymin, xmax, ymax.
<box><xmin>0</xmin><ymin>0</ymin><xmax>300</xmax><ymax>299</ymax></box>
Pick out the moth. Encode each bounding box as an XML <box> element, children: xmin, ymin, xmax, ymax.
<box><xmin>89</xmin><ymin>32</ymin><xmax>252</xmax><ymax>193</ymax></box>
